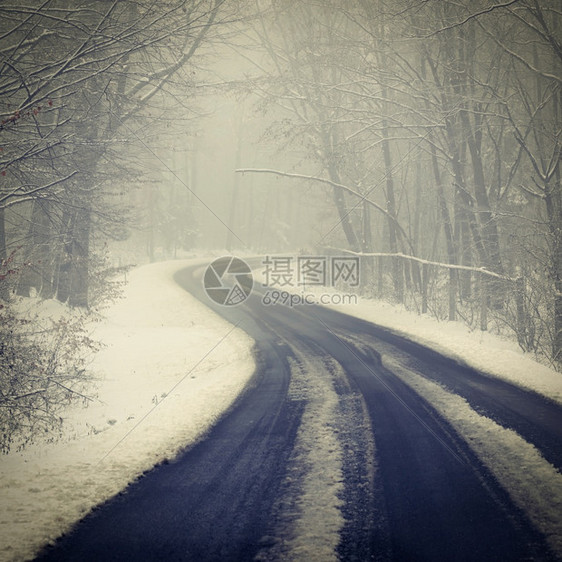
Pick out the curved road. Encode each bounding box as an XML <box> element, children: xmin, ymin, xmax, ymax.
<box><xmin>36</xmin><ymin>263</ymin><xmax>562</xmax><ymax>561</ymax></box>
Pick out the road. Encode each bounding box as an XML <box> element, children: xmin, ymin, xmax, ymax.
<box><xmin>36</xmin><ymin>263</ymin><xmax>562</xmax><ymax>561</ymax></box>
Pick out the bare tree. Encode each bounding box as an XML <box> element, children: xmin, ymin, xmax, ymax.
<box><xmin>0</xmin><ymin>0</ymin><xmax>233</xmax><ymax>450</ymax></box>
<box><xmin>237</xmin><ymin>0</ymin><xmax>562</xmax><ymax>366</ymax></box>
<box><xmin>0</xmin><ymin>0</ymin><xmax>228</xmax><ymax>306</ymax></box>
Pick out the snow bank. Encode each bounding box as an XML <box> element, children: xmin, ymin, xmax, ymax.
<box><xmin>256</xmin><ymin>352</ymin><xmax>345</xmax><ymax>561</ymax></box>
<box><xmin>253</xmin><ymin>260</ymin><xmax>561</xmax><ymax>404</ymax></box>
<box><xmin>0</xmin><ymin>260</ymin><xmax>255</xmax><ymax>562</ymax></box>
<box><xmin>322</xmin><ymin>297</ymin><xmax>562</xmax><ymax>404</ymax></box>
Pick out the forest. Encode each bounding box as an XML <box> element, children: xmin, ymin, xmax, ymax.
<box><xmin>0</xmin><ymin>0</ymin><xmax>560</xmax><ymax>449</ymax></box>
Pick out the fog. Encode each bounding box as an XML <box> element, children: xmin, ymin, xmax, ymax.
<box><xmin>137</xmin><ymin>57</ymin><xmax>334</xmax><ymax>258</ymax></box>
<box><xmin>1</xmin><ymin>0</ymin><xmax>561</xmax><ymax>362</ymax></box>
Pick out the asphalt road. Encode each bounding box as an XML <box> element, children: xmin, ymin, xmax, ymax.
<box><xmin>35</xmin><ymin>263</ymin><xmax>562</xmax><ymax>561</ymax></box>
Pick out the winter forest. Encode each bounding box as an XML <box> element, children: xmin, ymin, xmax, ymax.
<box><xmin>0</xmin><ymin>0</ymin><xmax>561</xmax><ymax>450</ymax></box>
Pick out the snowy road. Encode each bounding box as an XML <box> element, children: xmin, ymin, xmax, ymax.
<box><xmin>36</xmin><ymin>263</ymin><xmax>562</xmax><ymax>561</ymax></box>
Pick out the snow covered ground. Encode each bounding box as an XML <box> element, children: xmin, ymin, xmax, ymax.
<box><xmin>1</xmin><ymin>257</ymin><xmax>561</xmax><ymax>561</ymax></box>
<box><xmin>0</xmin><ymin>260</ymin><xmax>255</xmax><ymax>562</ymax></box>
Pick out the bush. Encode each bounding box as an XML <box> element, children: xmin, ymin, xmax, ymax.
<box><xmin>0</xmin><ymin>263</ymin><xmax>98</xmax><ymax>453</ymax></box>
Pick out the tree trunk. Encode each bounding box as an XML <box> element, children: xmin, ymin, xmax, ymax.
<box><xmin>0</xmin><ymin>207</ymin><xmax>9</xmax><ymax>301</ymax></box>
<box><xmin>430</xmin><ymin>140</ymin><xmax>458</xmax><ymax>321</ymax></box>
<box><xmin>362</xmin><ymin>198</ymin><xmax>372</xmax><ymax>253</ymax></box>
<box><xmin>56</xmin><ymin>205</ymin><xmax>91</xmax><ymax>308</ymax></box>
<box><xmin>317</xmin><ymin>126</ymin><xmax>360</xmax><ymax>251</ymax></box>
<box><xmin>554</xmin><ymin>154</ymin><xmax>562</xmax><ymax>364</ymax></box>
<box><xmin>68</xmin><ymin>206</ymin><xmax>91</xmax><ymax>308</ymax></box>
<box><xmin>381</xmin><ymin>122</ymin><xmax>404</xmax><ymax>303</ymax></box>
<box><xmin>0</xmin><ymin>207</ymin><xmax>5</xmax><ymax>265</ymax></box>
<box><xmin>515</xmin><ymin>277</ymin><xmax>529</xmax><ymax>349</ymax></box>
<box><xmin>226</xmin><ymin>116</ymin><xmax>243</xmax><ymax>252</ymax></box>
<box><xmin>422</xmin><ymin>262</ymin><xmax>429</xmax><ymax>315</ymax></box>
<box><xmin>331</xmin><ymin>183</ymin><xmax>360</xmax><ymax>251</ymax></box>
<box><xmin>56</xmin><ymin>210</ymin><xmax>74</xmax><ymax>304</ymax></box>
<box><xmin>554</xmin><ymin>267</ymin><xmax>562</xmax><ymax>364</ymax></box>
<box><xmin>361</xmin><ymin>199</ymin><xmax>375</xmax><ymax>294</ymax></box>
<box><xmin>16</xmin><ymin>200</ymin><xmax>55</xmax><ymax>298</ymax></box>
<box><xmin>546</xmin><ymin>184</ymin><xmax>562</xmax><ymax>364</ymax></box>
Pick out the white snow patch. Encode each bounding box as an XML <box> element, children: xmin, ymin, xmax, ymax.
<box><xmin>257</xmin><ymin>351</ymin><xmax>344</xmax><ymax>561</ymax></box>
<box><xmin>288</xmin><ymin>355</ymin><xmax>344</xmax><ymax>562</ymax></box>
<box><xmin>328</xmin><ymin>297</ymin><xmax>562</xmax><ymax>403</ymax></box>
<box><xmin>0</xmin><ymin>259</ymin><xmax>255</xmax><ymax>562</ymax></box>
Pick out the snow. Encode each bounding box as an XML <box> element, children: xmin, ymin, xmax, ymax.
<box><xmin>0</xmin><ymin>260</ymin><xmax>255</xmax><ymax>562</ymax></box>
<box><xmin>322</xmin><ymin>294</ymin><xmax>562</xmax><ymax>405</ymax></box>
<box><xmin>1</xmin><ymin>258</ymin><xmax>562</xmax><ymax>561</ymax></box>
<box><xmin>255</xmin><ymin>259</ymin><xmax>562</xmax><ymax>403</ymax></box>
<box><xmin>256</xmin><ymin>351</ymin><xmax>345</xmax><ymax>561</ymax></box>
<box><xmin>381</xmin><ymin>355</ymin><xmax>562</xmax><ymax>556</ymax></box>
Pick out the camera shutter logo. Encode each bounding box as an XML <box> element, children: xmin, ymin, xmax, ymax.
<box><xmin>203</xmin><ymin>256</ymin><xmax>253</xmax><ymax>306</ymax></box>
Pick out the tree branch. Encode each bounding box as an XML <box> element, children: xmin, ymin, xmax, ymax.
<box><xmin>333</xmin><ymin>248</ymin><xmax>516</xmax><ymax>281</ymax></box>
<box><xmin>235</xmin><ymin>167</ymin><xmax>412</xmax><ymax>245</ymax></box>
